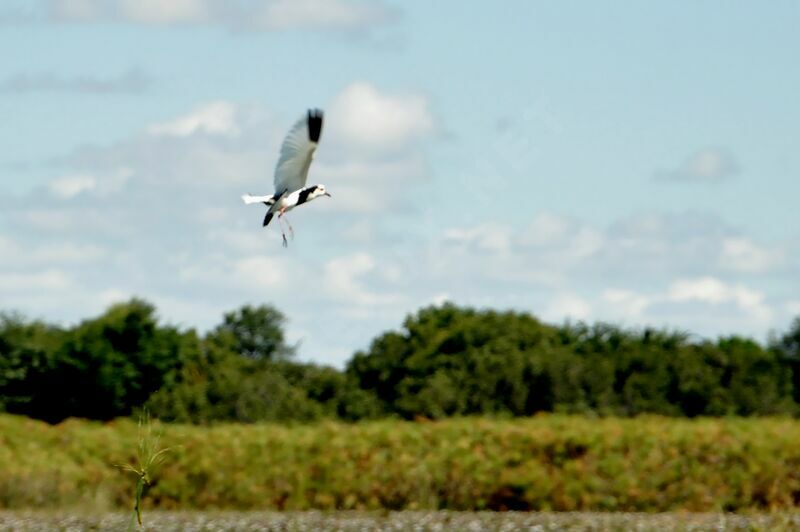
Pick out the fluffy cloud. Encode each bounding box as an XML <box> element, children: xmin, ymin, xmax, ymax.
<box><xmin>443</xmin><ymin>223</ymin><xmax>513</xmax><ymax>254</ymax></box>
<box><xmin>231</xmin><ymin>256</ymin><xmax>287</xmax><ymax>289</ymax></box>
<box><xmin>114</xmin><ymin>0</ymin><xmax>211</xmax><ymax>25</ymax></box>
<box><xmin>47</xmin><ymin>175</ymin><xmax>96</xmax><ymax>198</ymax></box>
<box><xmin>47</xmin><ymin>168</ymin><xmax>132</xmax><ymax>198</ymax></box>
<box><xmin>0</xmin><ymin>270</ymin><xmax>73</xmax><ymax>292</ymax></box>
<box><xmin>667</xmin><ymin>277</ymin><xmax>769</xmax><ymax>317</ymax></box>
<box><xmin>0</xmin><ymin>68</ymin><xmax>150</xmax><ymax>94</ymax></box>
<box><xmin>148</xmin><ymin>101</ymin><xmax>240</xmax><ymax>137</ymax></box>
<box><xmin>655</xmin><ymin>147</ymin><xmax>739</xmax><ymax>183</ymax></box>
<box><xmin>328</xmin><ymin>82</ymin><xmax>434</xmax><ymax>155</ymax></box>
<box><xmin>248</xmin><ymin>0</ymin><xmax>393</xmax><ymax>31</ymax></box>
<box><xmin>602</xmin><ymin>289</ymin><xmax>651</xmax><ymax>320</ymax></box>
<box><xmin>719</xmin><ymin>237</ymin><xmax>785</xmax><ymax>274</ymax></box>
<box><xmin>599</xmin><ymin>277</ymin><xmax>774</xmax><ymax>337</ymax></box>
<box><xmin>44</xmin><ymin>0</ymin><xmax>395</xmax><ymax>32</ymax></box>
<box><xmin>542</xmin><ymin>293</ymin><xmax>592</xmax><ymax>322</ymax></box>
<box><xmin>423</xmin><ymin>212</ymin><xmax>795</xmax><ymax>338</ymax></box>
<box><xmin>323</xmin><ymin>252</ymin><xmax>404</xmax><ymax>308</ymax></box>
<box><xmin>0</xmin><ymin>236</ymin><xmax>106</xmax><ymax>267</ymax></box>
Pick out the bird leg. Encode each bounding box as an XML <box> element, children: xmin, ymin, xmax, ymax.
<box><xmin>277</xmin><ymin>207</ymin><xmax>290</xmax><ymax>247</ymax></box>
<box><xmin>275</xmin><ymin>211</ymin><xmax>288</xmax><ymax>247</ymax></box>
<box><xmin>283</xmin><ymin>216</ymin><xmax>295</xmax><ymax>239</ymax></box>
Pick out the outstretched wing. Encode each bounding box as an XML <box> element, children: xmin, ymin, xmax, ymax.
<box><xmin>273</xmin><ymin>109</ymin><xmax>323</xmax><ymax>197</ymax></box>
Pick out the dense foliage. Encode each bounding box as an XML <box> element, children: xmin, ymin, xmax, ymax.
<box><xmin>349</xmin><ymin>305</ymin><xmax>799</xmax><ymax>418</ymax></box>
<box><xmin>1</xmin><ymin>300</ymin><xmax>799</xmax><ymax>423</ymax></box>
<box><xmin>3</xmin><ymin>415</ymin><xmax>800</xmax><ymax>512</ymax></box>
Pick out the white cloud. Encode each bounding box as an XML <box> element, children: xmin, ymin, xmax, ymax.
<box><xmin>603</xmin><ymin>289</ymin><xmax>651</xmax><ymax>320</ymax></box>
<box><xmin>47</xmin><ymin>167</ymin><xmax>132</xmax><ymax>198</ymax></box>
<box><xmin>13</xmin><ymin>207</ymin><xmax>111</xmax><ymax>233</ymax></box>
<box><xmin>313</xmin><ymin>154</ymin><xmax>427</xmax><ymax>212</ymax></box>
<box><xmin>654</xmin><ymin>276</ymin><xmax>773</xmax><ymax>325</ymax></box>
<box><xmin>205</xmin><ymin>228</ymin><xmax>270</xmax><ymax>255</ymax></box>
<box><xmin>117</xmin><ymin>0</ymin><xmax>210</xmax><ymax>25</ymax></box>
<box><xmin>49</xmin><ymin>0</ymin><xmax>104</xmax><ymax>21</ymax></box>
<box><xmin>46</xmin><ymin>0</ymin><xmax>395</xmax><ymax>32</ymax></box>
<box><xmin>592</xmin><ymin>277</ymin><xmax>776</xmax><ymax>338</ymax></box>
<box><xmin>148</xmin><ymin>101</ymin><xmax>240</xmax><ymax>137</ymax></box>
<box><xmin>49</xmin><ymin>175</ymin><xmax>96</xmax><ymax>198</ymax></box>
<box><xmin>656</xmin><ymin>147</ymin><xmax>739</xmax><ymax>183</ymax></box>
<box><xmin>666</xmin><ymin>277</ymin><xmax>771</xmax><ymax>321</ymax></box>
<box><xmin>328</xmin><ymin>82</ymin><xmax>434</xmax><ymax>155</ymax></box>
<box><xmin>251</xmin><ymin>0</ymin><xmax>392</xmax><ymax>31</ymax></box>
<box><xmin>0</xmin><ymin>68</ymin><xmax>150</xmax><ymax>94</ymax></box>
<box><xmin>519</xmin><ymin>213</ymin><xmax>605</xmax><ymax>267</ymax></box>
<box><xmin>719</xmin><ymin>237</ymin><xmax>784</xmax><ymax>273</ymax></box>
<box><xmin>443</xmin><ymin>223</ymin><xmax>512</xmax><ymax>254</ymax></box>
<box><xmin>0</xmin><ymin>270</ymin><xmax>73</xmax><ymax>292</ymax></box>
<box><xmin>323</xmin><ymin>252</ymin><xmax>402</xmax><ymax>307</ymax></box>
<box><xmin>48</xmin><ymin>0</ymin><xmax>214</xmax><ymax>24</ymax></box>
<box><xmin>340</xmin><ymin>219</ymin><xmax>378</xmax><ymax>243</ymax></box>
<box><xmin>232</xmin><ymin>256</ymin><xmax>286</xmax><ymax>289</ymax></box>
<box><xmin>519</xmin><ymin>212</ymin><xmax>571</xmax><ymax>247</ymax></box>
<box><xmin>543</xmin><ymin>293</ymin><xmax>592</xmax><ymax>322</ymax></box>
<box><xmin>430</xmin><ymin>293</ymin><xmax>450</xmax><ymax>306</ymax></box>
<box><xmin>409</xmin><ymin>213</ymin><xmax>793</xmax><ymax>338</ymax></box>
<box><xmin>668</xmin><ymin>277</ymin><xmax>735</xmax><ymax>305</ymax></box>
<box><xmin>1</xmin><ymin>239</ymin><xmax>106</xmax><ymax>267</ymax></box>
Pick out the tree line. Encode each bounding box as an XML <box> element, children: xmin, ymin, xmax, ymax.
<box><xmin>1</xmin><ymin>299</ymin><xmax>799</xmax><ymax>423</ymax></box>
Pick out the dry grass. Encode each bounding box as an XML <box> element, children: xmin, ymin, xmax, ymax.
<box><xmin>2</xmin><ymin>414</ymin><xmax>800</xmax><ymax>512</ymax></box>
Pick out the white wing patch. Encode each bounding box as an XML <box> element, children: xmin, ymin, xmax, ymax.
<box><xmin>273</xmin><ymin>112</ymin><xmax>319</xmax><ymax>197</ymax></box>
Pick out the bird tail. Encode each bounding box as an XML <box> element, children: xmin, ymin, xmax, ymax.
<box><xmin>263</xmin><ymin>212</ymin><xmax>274</xmax><ymax>227</ymax></box>
<box><xmin>241</xmin><ymin>193</ymin><xmax>276</xmax><ymax>206</ymax></box>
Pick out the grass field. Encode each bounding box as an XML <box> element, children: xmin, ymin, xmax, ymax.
<box><xmin>2</xmin><ymin>414</ymin><xmax>800</xmax><ymax>513</ymax></box>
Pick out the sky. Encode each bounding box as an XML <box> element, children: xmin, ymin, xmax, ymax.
<box><xmin>1</xmin><ymin>0</ymin><xmax>799</xmax><ymax>366</ymax></box>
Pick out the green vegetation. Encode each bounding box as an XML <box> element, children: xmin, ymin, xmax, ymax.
<box><xmin>2</xmin><ymin>415</ymin><xmax>800</xmax><ymax>512</ymax></box>
<box><xmin>116</xmin><ymin>412</ymin><xmax>174</xmax><ymax>528</ymax></box>
<box><xmin>1</xmin><ymin>301</ymin><xmax>800</xmax><ymax>423</ymax></box>
<box><xmin>350</xmin><ymin>307</ymin><xmax>798</xmax><ymax>418</ymax></box>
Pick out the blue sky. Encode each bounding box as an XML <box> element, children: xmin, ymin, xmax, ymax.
<box><xmin>1</xmin><ymin>0</ymin><xmax>798</xmax><ymax>366</ymax></box>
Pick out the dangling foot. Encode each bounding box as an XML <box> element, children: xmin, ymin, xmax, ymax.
<box><xmin>277</xmin><ymin>214</ymin><xmax>289</xmax><ymax>248</ymax></box>
<box><xmin>278</xmin><ymin>208</ymin><xmax>294</xmax><ymax>243</ymax></box>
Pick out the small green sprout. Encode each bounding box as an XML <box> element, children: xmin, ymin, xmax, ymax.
<box><xmin>116</xmin><ymin>411</ymin><xmax>174</xmax><ymax>530</ymax></box>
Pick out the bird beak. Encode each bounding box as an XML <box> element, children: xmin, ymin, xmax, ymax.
<box><xmin>324</xmin><ymin>192</ymin><xmax>332</xmax><ymax>197</ymax></box>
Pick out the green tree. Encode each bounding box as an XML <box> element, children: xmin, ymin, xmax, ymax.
<box><xmin>0</xmin><ymin>313</ymin><xmax>63</xmax><ymax>413</ymax></box>
<box><xmin>718</xmin><ymin>336</ymin><xmax>795</xmax><ymax>415</ymax></box>
<box><xmin>38</xmin><ymin>299</ymin><xmax>187</xmax><ymax>422</ymax></box>
<box><xmin>773</xmin><ymin>316</ymin><xmax>800</xmax><ymax>403</ymax></box>
<box><xmin>348</xmin><ymin>304</ymin><xmax>560</xmax><ymax>419</ymax></box>
<box><xmin>146</xmin><ymin>340</ymin><xmax>325</xmax><ymax>424</ymax></box>
<box><xmin>210</xmin><ymin>304</ymin><xmax>294</xmax><ymax>361</ymax></box>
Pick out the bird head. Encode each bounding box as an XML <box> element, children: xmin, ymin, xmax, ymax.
<box><xmin>307</xmin><ymin>184</ymin><xmax>332</xmax><ymax>200</ymax></box>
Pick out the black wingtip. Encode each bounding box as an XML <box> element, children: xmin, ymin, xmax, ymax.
<box><xmin>263</xmin><ymin>212</ymin><xmax>274</xmax><ymax>227</ymax></box>
<box><xmin>307</xmin><ymin>108</ymin><xmax>323</xmax><ymax>143</ymax></box>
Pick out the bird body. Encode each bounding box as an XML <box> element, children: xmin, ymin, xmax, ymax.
<box><xmin>242</xmin><ymin>108</ymin><xmax>329</xmax><ymax>246</ymax></box>
<box><xmin>242</xmin><ymin>183</ymin><xmax>331</xmax><ymax>227</ymax></box>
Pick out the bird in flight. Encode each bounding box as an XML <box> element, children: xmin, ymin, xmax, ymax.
<box><xmin>242</xmin><ymin>109</ymin><xmax>330</xmax><ymax>247</ymax></box>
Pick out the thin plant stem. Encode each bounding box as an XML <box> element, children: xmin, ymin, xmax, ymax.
<box><xmin>116</xmin><ymin>410</ymin><xmax>174</xmax><ymax>530</ymax></box>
